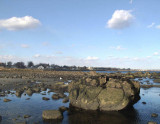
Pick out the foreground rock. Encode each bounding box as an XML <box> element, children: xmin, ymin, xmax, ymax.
<box><xmin>68</xmin><ymin>76</ymin><xmax>140</xmax><ymax>111</ymax></box>
<box><xmin>3</xmin><ymin>98</ymin><xmax>12</xmax><ymax>102</ymax></box>
<box><xmin>147</xmin><ymin>121</ymin><xmax>157</xmax><ymax>124</ymax></box>
<box><xmin>42</xmin><ymin>110</ymin><xmax>63</xmax><ymax>120</ymax></box>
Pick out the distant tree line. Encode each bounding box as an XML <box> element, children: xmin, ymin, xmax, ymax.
<box><xmin>0</xmin><ymin>61</ymin><xmax>130</xmax><ymax>71</ymax></box>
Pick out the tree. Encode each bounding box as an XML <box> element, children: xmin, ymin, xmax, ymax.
<box><xmin>14</xmin><ymin>62</ymin><xmax>26</xmax><ymax>69</ymax></box>
<box><xmin>27</xmin><ymin>61</ymin><xmax>34</xmax><ymax>68</ymax></box>
<box><xmin>7</xmin><ymin>61</ymin><xmax>12</xmax><ymax>68</ymax></box>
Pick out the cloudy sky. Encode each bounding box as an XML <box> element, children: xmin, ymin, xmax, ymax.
<box><xmin>0</xmin><ymin>0</ymin><xmax>160</xmax><ymax>69</ymax></box>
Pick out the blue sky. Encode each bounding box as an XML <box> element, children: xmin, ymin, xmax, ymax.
<box><xmin>0</xmin><ymin>0</ymin><xmax>160</xmax><ymax>69</ymax></box>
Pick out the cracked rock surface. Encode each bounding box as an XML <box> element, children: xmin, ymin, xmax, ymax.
<box><xmin>68</xmin><ymin>76</ymin><xmax>140</xmax><ymax>111</ymax></box>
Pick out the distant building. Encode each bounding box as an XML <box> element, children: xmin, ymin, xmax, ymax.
<box><xmin>37</xmin><ymin>66</ymin><xmax>44</xmax><ymax>70</ymax></box>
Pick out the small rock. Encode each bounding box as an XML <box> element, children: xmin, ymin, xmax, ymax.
<box><xmin>52</xmin><ymin>94</ymin><xmax>59</xmax><ymax>99</ymax></box>
<box><xmin>24</xmin><ymin>115</ymin><xmax>31</xmax><ymax>118</ymax></box>
<box><xmin>42</xmin><ymin>110</ymin><xmax>63</xmax><ymax>120</ymax></box>
<box><xmin>3</xmin><ymin>98</ymin><xmax>11</xmax><ymax>102</ymax></box>
<box><xmin>59</xmin><ymin>106</ymin><xmax>68</xmax><ymax>113</ymax></box>
<box><xmin>16</xmin><ymin>121</ymin><xmax>27</xmax><ymax>124</ymax></box>
<box><xmin>0</xmin><ymin>115</ymin><xmax>2</xmax><ymax>122</ymax></box>
<box><xmin>42</xmin><ymin>97</ymin><xmax>50</xmax><ymax>101</ymax></box>
<box><xmin>41</xmin><ymin>93</ymin><xmax>46</xmax><ymax>95</ymax></box>
<box><xmin>147</xmin><ymin>121</ymin><xmax>157</xmax><ymax>124</ymax></box>
<box><xmin>142</xmin><ymin>102</ymin><xmax>146</xmax><ymax>104</ymax></box>
<box><xmin>151</xmin><ymin>113</ymin><xmax>158</xmax><ymax>117</ymax></box>
<box><xmin>63</xmin><ymin>97</ymin><xmax>69</xmax><ymax>103</ymax></box>
<box><xmin>26</xmin><ymin>98</ymin><xmax>30</xmax><ymax>100</ymax></box>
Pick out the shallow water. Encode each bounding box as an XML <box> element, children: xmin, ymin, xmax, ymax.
<box><xmin>0</xmin><ymin>81</ymin><xmax>160</xmax><ymax>124</ymax></box>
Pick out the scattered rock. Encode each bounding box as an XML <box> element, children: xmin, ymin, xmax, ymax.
<box><xmin>151</xmin><ymin>113</ymin><xmax>158</xmax><ymax>117</ymax></box>
<box><xmin>25</xmin><ymin>89</ymin><xmax>33</xmax><ymax>96</ymax></box>
<box><xmin>52</xmin><ymin>94</ymin><xmax>59</xmax><ymax>100</ymax></box>
<box><xmin>59</xmin><ymin>106</ymin><xmax>68</xmax><ymax>113</ymax></box>
<box><xmin>42</xmin><ymin>97</ymin><xmax>50</xmax><ymax>101</ymax></box>
<box><xmin>142</xmin><ymin>102</ymin><xmax>146</xmax><ymax>104</ymax></box>
<box><xmin>24</xmin><ymin>115</ymin><xmax>31</xmax><ymax>118</ymax></box>
<box><xmin>147</xmin><ymin>121</ymin><xmax>157</xmax><ymax>124</ymax></box>
<box><xmin>42</xmin><ymin>110</ymin><xmax>63</xmax><ymax>120</ymax></box>
<box><xmin>63</xmin><ymin>97</ymin><xmax>69</xmax><ymax>103</ymax></box>
<box><xmin>16</xmin><ymin>121</ymin><xmax>27</xmax><ymax>124</ymax></box>
<box><xmin>3</xmin><ymin>98</ymin><xmax>11</xmax><ymax>102</ymax></box>
<box><xmin>26</xmin><ymin>98</ymin><xmax>30</xmax><ymax>100</ymax></box>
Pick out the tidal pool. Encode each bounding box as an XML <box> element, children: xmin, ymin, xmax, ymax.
<box><xmin>0</xmin><ymin>85</ymin><xmax>160</xmax><ymax>124</ymax></box>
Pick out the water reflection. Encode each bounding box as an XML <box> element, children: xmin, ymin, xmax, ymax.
<box><xmin>67</xmin><ymin>106</ymin><xmax>140</xmax><ymax>124</ymax></box>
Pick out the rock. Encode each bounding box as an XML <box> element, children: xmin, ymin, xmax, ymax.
<box><xmin>147</xmin><ymin>121</ymin><xmax>157</xmax><ymax>124</ymax></box>
<box><xmin>15</xmin><ymin>90</ymin><xmax>24</xmax><ymax>97</ymax></box>
<box><xmin>42</xmin><ymin>110</ymin><xmax>63</xmax><ymax>120</ymax></box>
<box><xmin>63</xmin><ymin>97</ymin><xmax>69</xmax><ymax>103</ymax></box>
<box><xmin>25</xmin><ymin>89</ymin><xmax>33</xmax><ymax>96</ymax></box>
<box><xmin>41</xmin><ymin>87</ymin><xmax>47</xmax><ymax>91</ymax></box>
<box><xmin>52</xmin><ymin>94</ymin><xmax>60</xmax><ymax>99</ymax></box>
<box><xmin>153</xmin><ymin>79</ymin><xmax>160</xmax><ymax>83</ymax></box>
<box><xmin>68</xmin><ymin>76</ymin><xmax>140</xmax><ymax>111</ymax></box>
<box><xmin>42</xmin><ymin>97</ymin><xmax>50</xmax><ymax>101</ymax></box>
<box><xmin>24</xmin><ymin>115</ymin><xmax>31</xmax><ymax>118</ymax></box>
<box><xmin>3</xmin><ymin>98</ymin><xmax>11</xmax><ymax>102</ymax></box>
<box><xmin>59</xmin><ymin>106</ymin><xmax>68</xmax><ymax>112</ymax></box>
<box><xmin>33</xmin><ymin>88</ymin><xmax>40</xmax><ymax>92</ymax></box>
<box><xmin>151</xmin><ymin>113</ymin><xmax>158</xmax><ymax>117</ymax></box>
<box><xmin>142</xmin><ymin>102</ymin><xmax>146</xmax><ymax>104</ymax></box>
<box><xmin>26</xmin><ymin>98</ymin><xmax>30</xmax><ymax>100</ymax></box>
<box><xmin>16</xmin><ymin>121</ymin><xmax>27</xmax><ymax>124</ymax></box>
<box><xmin>0</xmin><ymin>115</ymin><xmax>2</xmax><ymax>122</ymax></box>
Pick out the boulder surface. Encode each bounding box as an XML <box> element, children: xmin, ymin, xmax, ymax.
<box><xmin>68</xmin><ymin>76</ymin><xmax>140</xmax><ymax>111</ymax></box>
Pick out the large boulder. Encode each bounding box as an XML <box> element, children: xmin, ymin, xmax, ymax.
<box><xmin>68</xmin><ymin>76</ymin><xmax>140</xmax><ymax>111</ymax></box>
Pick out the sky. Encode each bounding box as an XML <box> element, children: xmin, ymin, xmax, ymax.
<box><xmin>0</xmin><ymin>0</ymin><xmax>160</xmax><ymax>69</ymax></box>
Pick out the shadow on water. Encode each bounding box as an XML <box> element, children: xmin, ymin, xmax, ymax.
<box><xmin>67</xmin><ymin>105</ymin><xmax>140</xmax><ymax>124</ymax></box>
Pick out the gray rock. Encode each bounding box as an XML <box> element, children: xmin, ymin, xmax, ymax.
<box><xmin>59</xmin><ymin>106</ymin><xmax>68</xmax><ymax>112</ymax></box>
<box><xmin>68</xmin><ymin>76</ymin><xmax>140</xmax><ymax>111</ymax></box>
<box><xmin>42</xmin><ymin>110</ymin><xmax>63</xmax><ymax>120</ymax></box>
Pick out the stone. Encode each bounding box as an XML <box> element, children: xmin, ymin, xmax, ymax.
<box><xmin>147</xmin><ymin>121</ymin><xmax>157</xmax><ymax>124</ymax></box>
<box><xmin>3</xmin><ymin>98</ymin><xmax>11</xmax><ymax>102</ymax></box>
<box><xmin>142</xmin><ymin>102</ymin><xmax>146</xmax><ymax>104</ymax></box>
<box><xmin>52</xmin><ymin>94</ymin><xmax>59</xmax><ymax>99</ymax></box>
<box><xmin>63</xmin><ymin>97</ymin><xmax>69</xmax><ymax>103</ymax></box>
<box><xmin>59</xmin><ymin>106</ymin><xmax>68</xmax><ymax>112</ymax></box>
<box><xmin>42</xmin><ymin>110</ymin><xmax>63</xmax><ymax>120</ymax></box>
<box><xmin>42</xmin><ymin>97</ymin><xmax>50</xmax><ymax>101</ymax></box>
<box><xmin>68</xmin><ymin>76</ymin><xmax>140</xmax><ymax>111</ymax></box>
<box><xmin>151</xmin><ymin>113</ymin><xmax>158</xmax><ymax>117</ymax></box>
<box><xmin>25</xmin><ymin>89</ymin><xmax>33</xmax><ymax>96</ymax></box>
<box><xmin>24</xmin><ymin>115</ymin><xmax>31</xmax><ymax>118</ymax></box>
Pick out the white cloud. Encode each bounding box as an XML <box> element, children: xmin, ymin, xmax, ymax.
<box><xmin>86</xmin><ymin>56</ymin><xmax>99</xmax><ymax>60</ymax></box>
<box><xmin>0</xmin><ymin>16</ymin><xmax>41</xmax><ymax>31</ymax></box>
<box><xmin>147</xmin><ymin>22</ymin><xmax>155</xmax><ymax>28</ymax></box>
<box><xmin>110</xmin><ymin>45</ymin><xmax>126</xmax><ymax>50</ymax></box>
<box><xmin>107</xmin><ymin>10</ymin><xmax>134</xmax><ymax>29</ymax></box>
<box><xmin>154</xmin><ymin>52</ymin><xmax>159</xmax><ymax>56</ymax></box>
<box><xmin>21</xmin><ymin>44</ymin><xmax>29</xmax><ymax>48</ymax></box>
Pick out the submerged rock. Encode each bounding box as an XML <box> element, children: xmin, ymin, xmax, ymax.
<box><xmin>3</xmin><ymin>98</ymin><xmax>11</xmax><ymax>102</ymax></box>
<box><xmin>42</xmin><ymin>110</ymin><xmax>63</xmax><ymax>120</ymax></box>
<box><xmin>68</xmin><ymin>76</ymin><xmax>140</xmax><ymax>111</ymax></box>
<box><xmin>42</xmin><ymin>97</ymin><xmax>50</xmax><ymax>101</ymax></box>
<box><xmin>0</xmin><ymin>115</ymin><xmax>2</xmax><ymax>122</ymax></box>
<box><xmin>151</xmin><ymin>113</ymin><xmax>158</xmax><ymax>117</ymax></box>
<box><xmin>24</xmin><ymin>115</ymin><xmax>31</xmax><ymax>118</ymax></box>
<box><xmin>147</xmin><ymin>121</ymin><xmax>157</xmax><ymax>124</ymax></box>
